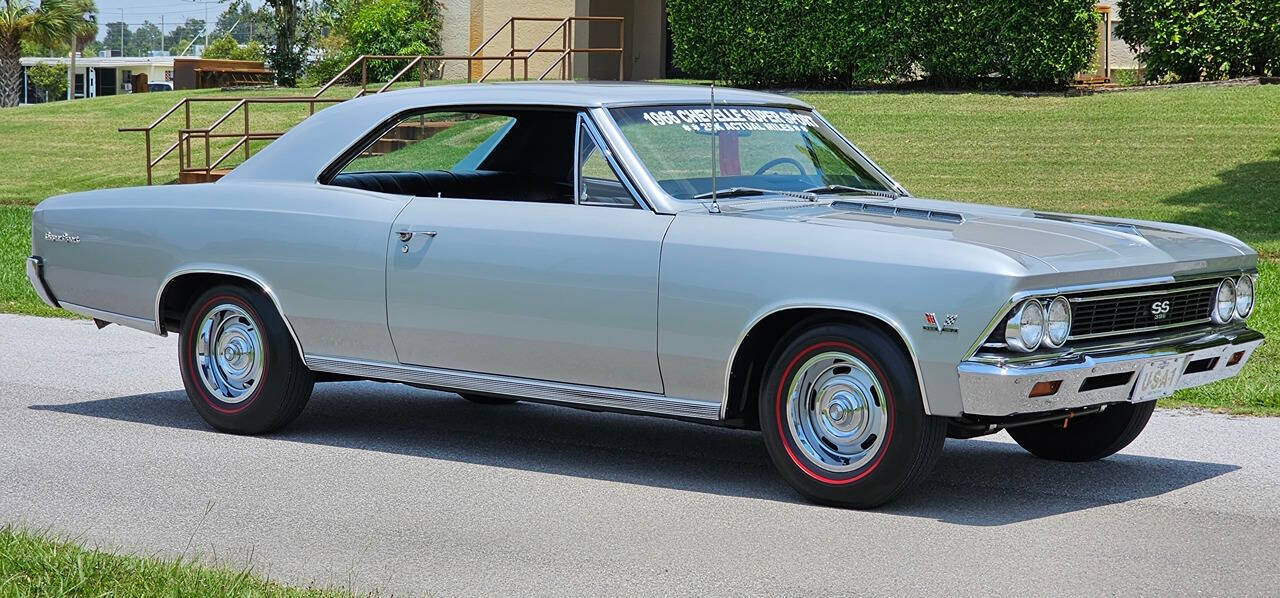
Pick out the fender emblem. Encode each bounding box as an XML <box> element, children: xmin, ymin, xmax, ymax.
<box><xmin>924</xmin><ymin>312</ymin><xmax>959</xmax><ymax>333</ymax></box>
<box><xmin>44</xmin><ymin>231</ymin><xmax>80</xmax><ymax>244</ymax></box>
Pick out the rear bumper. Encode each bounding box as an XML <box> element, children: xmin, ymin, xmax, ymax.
<box><xmin>957</xmin><ymin>326</ymin><xmax>1264</xmax><ymax>416</ymax></box>
<box><xmin>25</xmin><ymin>256</ymin><xmax>59</xmax><ymax>308</ymax></box>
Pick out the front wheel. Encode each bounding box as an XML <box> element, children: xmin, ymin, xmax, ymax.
<box><xmin>1007</xmin><ymin>401</ymin><xmax>1155</xmax><ymax>462</ymax></box>
<box><xmin>179</xmin><ymin>284</ymin><xmax>314</xmax><ymax>434</ymax></box>
<box><xmin>759</xmin><ymin>321</ymin><xmax>946</xmax><ymax>508</ymax></box>
<box><xmin>458</xmin><ymin>393</ymin><xmax>518</xmax><ymax>405</ymax></box>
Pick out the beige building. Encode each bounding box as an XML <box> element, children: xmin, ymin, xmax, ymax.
<box><xmin>1097</xmin><ymin>1</ymin><xmax>1140</xmax><ymax>70</ymax></box>
<box><xmin>437</xmin><ymin>0</ymin><xmax>671</xmax><ymax>81</ymax></box>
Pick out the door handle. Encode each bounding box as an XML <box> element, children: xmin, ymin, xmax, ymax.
<box><xmin>396</xmin><ymin>229</ymin><xmax>437</xmax><ymax>242</ymax></box>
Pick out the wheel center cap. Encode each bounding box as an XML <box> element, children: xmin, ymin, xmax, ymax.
<box><xmin>828</xmin><ymin>402</ymin><xmax>847</xmax><ymax>422</ymax></box>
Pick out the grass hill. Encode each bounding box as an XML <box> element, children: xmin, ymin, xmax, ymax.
<box><xmin>1</xmin><ymin>82</ymin><xmax>1277</xmax><ymax>412</ymax></box>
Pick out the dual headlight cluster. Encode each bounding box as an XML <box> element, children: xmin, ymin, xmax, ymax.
<box><xmin>1004</xmin><ymin>275</ymin><xmax>1257</xmax><ymax>353</ymax></box>
<box><xmin>1004</xmin><ymin>296</ymin><xmax>1071</xmax><ymax>353</ymax></box>
<box><xmin>1211</xmin><ymin>275</ymin><xmax>1256</xmax><ymax>324</ymax></box>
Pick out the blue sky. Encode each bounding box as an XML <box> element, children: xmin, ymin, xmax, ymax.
<box><xmin>93</xmin><ymin>0</ymin><xmax>264</xmax><ymax>41</ymax></box>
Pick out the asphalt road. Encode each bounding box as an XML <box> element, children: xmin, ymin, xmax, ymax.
<box><xmin>1</xmin><ymin>313</ymin><xmax>1277</xmax><ymax>596</ymax></box>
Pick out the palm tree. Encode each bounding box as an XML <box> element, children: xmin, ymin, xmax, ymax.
<box><xmin>0</xmin><ymin>0</ymin><xmax>73</xmax><ymax>107</ymax></box>
<box><xmin>64</xmin><ymin>0</ymin><xmax>94</xmax><ymax>100</ymax></box>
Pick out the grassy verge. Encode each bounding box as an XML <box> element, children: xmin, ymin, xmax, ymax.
<box><xmin>0</xmin><ymin>526</ymin><xmax>352</xmax><ymax>596</ymax></box>
<box><xmin>0</xmin><ymin>83</ymin><xmax>1277</xmax><ymax>413</ymax></box>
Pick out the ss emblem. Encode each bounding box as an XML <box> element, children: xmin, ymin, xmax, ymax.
<box><xmin>1151</xmin><ymin>300</ymin><xmax>1171</xmax><ymax>319</ymax></box>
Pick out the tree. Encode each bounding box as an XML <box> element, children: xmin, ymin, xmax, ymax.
<box><xmin>1</xmin><ymin>0</ymin><xmax>74</xmax><ymax>107</ymax></box>
<box><xmin>347</xmin><ymin>0</ymin><xmax>441</xmax><ymax>80</ymax></box>
<box><xmin>131</xmin><ymin>21</ymin><xmax>161</xmax><ymax>56</ymax></box>
<box><xmin>264</xmin><ymin>0</ymin><xmax>304</xmax><ymax>86</ymax></box>
<box><xmin>165</xmin><ymin>18</ymin><xmax>205</xmax><ymax>55</ymax></box>
<box><xmin>63</xmin><ymin>0</ymin><xmax>93</xmax><ymax>99</ymax></box>
<box><xmin>100</xmin><ymin>19</ymin><xmax>124</xmax><ymax>53</ymax></box>
<box><xmin>215</xmin><ymin>0</ymin><xmax>271</xmax><ymax>43</ymax></box>
<box><xmin>25</xmin><ymin>59</ymin><xmax>62</xmax><ymax>98</ymax></box>
<box><xmin>202</xmin><ymin>33</ymin><xmax>239</xmax><ymax>59</ymax></box>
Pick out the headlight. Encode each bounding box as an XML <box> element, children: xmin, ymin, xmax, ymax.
<box><xmin>1044</xmin><ymin>296</ymin><xmax>1071</xmax><ymax>348</ymax></box>
<box><xmin>1235</xmin><ymin>275</ymin><xmax>1254</xmax><ymax>319</ymax></box>
<box><xmin>1005</xmin><ymin>299</ymin><xmax>1046</xmax><ymax>352</ymax></box>
<box><xmin>1211</xmin><ymin>278</ymin><xmax>1236</xmax><ymax>324</ymax></box>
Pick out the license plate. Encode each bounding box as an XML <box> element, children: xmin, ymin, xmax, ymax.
<box><xmin>1131</xmin><ymin>356</ymin><xmax>1187</xmax><ymax>402</ymax></box>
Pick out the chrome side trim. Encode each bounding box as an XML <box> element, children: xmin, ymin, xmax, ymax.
<box><xmin>964</xmin><ymin>269</ymin><xmax>1256</xmax><ymax>360</ymax></box>
<box><xmin>60</xmin><ymin>301</ymin><xmax>157</xmax><ymax>334</ymax></box>
<box><xmin>25</xmin><ymin>257</ymin><xmax>59</xmax><ymax>308</ymax></box>
<box><xmin>153</xmin><ymin>266</ymin><xmax>306</xmax><ymax>358</ymax></box>
<box><xmin>305</xmin><ymin>355</ymin><xmax>722</xmax><ymax>421</ymax></box>
<box><xmin>575</xmin><ymin>111</ymin><xmax>650</xmax><ymax>211</ymax></box>
<box><xmin>720</xmin><ymin>304</ymin><xmax>932</xmax><ymax>418</ymax></box>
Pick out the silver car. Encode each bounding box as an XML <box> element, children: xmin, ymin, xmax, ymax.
<box><xmin>26</xmin><ymin>83</ymin><xmax>1263</xmax><ymax>507</ymax></box>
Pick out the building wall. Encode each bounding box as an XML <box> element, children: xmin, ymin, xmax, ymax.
<box><xmin>1097</xmin><ymin>1</ymin><xmax>1141</xmax><ymax>70</ymax></box>
<box><xmin>442</xmin><ymin>0</ymin><xmax>663</xmax><ymax>82</ymax></box>
<box><xmin>438</xmin><ymin>0</ymin><xmax>472</xmax><ymax>80</ymax></box>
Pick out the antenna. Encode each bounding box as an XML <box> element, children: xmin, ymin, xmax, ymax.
<box><xmin>709</xmin><ymin>84</ymin><xmax>721</xmax><ymax>214</ymax></box>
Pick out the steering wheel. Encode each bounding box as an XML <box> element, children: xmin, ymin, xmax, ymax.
<box><xmin>753</xmin><ymin>157</ymin><xmax>807</xmax><ymax>177</ymax></box>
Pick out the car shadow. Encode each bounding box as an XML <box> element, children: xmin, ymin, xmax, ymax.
<box><xmin>1157</xmin><ymin>149</ymin><xmax>1280</xmax><ymax>251</ymax></box>
<box><xmin>30</xmin><ymin>381</ymin><xmax>1238</xmax><ymax>526</ymax></box>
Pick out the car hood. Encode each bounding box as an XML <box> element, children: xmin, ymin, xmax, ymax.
<box><xmin>710</xmin><ymin>196</ymin><xmax>1255</xmax><ymax>276</ymax></box>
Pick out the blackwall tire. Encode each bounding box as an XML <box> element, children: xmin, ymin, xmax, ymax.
<box><xmin>1007</xmin><ymin>401</ymin><xmax>1156</xmax><ymax>462</ymax></box>
<box><xmin>179</xmin><ymin>284</ymin><xmax>314</xmax><ymax>434</ymax></box>
<box><xmin>459</xmin><ymin>393</ymin><xmax>519</xmax><ymax>405</ymax></box>
<box><xmin>759</xmin><ymin>321</ymin><xmax>946</xmax><ymax>508</ymax></box>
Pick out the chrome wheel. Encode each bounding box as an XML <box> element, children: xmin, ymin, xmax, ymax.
<box><xmin>195</xmin><ymin>303</ymin><xmax>264</xmax><ymax>404</ymax></box>
<box><xmin>785</xmin><ymin>351</ymin><xmax>888</xmax><ymax>473</ymax></box>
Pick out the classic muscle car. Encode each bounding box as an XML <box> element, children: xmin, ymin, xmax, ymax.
<box><xmin>27</xmin><ymin>83</ymin><xmax>1263</xmax><ymax>507</ymax></box>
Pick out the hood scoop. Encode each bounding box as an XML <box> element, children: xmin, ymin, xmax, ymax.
<box><xmin>832</xmin><ymin>200</ymin><xmax>965</xmax><ymax>224</ymax></box>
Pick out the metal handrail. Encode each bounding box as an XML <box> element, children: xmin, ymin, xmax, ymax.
<box><xmin>122</xmin><ymin>15</ymin><xmax>627</xmax><ymax>184</ymax></box>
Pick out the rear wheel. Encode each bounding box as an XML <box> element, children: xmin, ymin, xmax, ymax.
<box><xmin>459</xmin><ymin>393</ymin><xmax>518</xmax><ymax>405</ymax></box>
<box><xmin>759</xmin><ymin>321</ymin><xmax>946</xmax><ymax>508</ymax></box>
<box><xmin>1007</xmin><ymin>401</ymin><xmax>1155</xmax><ymax>462</ymax></box>
<box><xmin>179</xmin><ymin>284</ymin><xmax>314</xmax><ymax>434</ymax></box>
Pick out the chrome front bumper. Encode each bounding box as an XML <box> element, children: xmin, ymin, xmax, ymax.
<box><xmin>958</xmin><ymin>326</ymin><xmax>1264</xmax><ymax>416</ymax></box>
<box><xmin>25</xmin><ymin>256</ymin><xmax>59</xmax><ymax>308</ymax></box>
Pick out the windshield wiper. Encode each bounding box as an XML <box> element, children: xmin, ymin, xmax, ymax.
<box><xmin>803</xmin><ymin>184</ymin><xmax>899</xmax><ymax>199</ymax></box>
<box><xmin>691</xmin><ymin>187</ymin><xmax>774</xmax><ymax>200</ymax></box>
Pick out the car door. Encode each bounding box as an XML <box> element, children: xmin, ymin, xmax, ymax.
<box><xmin>385</xmin><ymin>114</ymin><xmax>671</xmax><ymax>393</ymax></box>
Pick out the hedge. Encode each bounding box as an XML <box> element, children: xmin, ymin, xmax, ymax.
<box><xmin>666</xmin><ymin>0</ymin><xmax>1099</xmax><ymax>88</ymax></box>
<box><xmin>1116</xmin><ymin>0</ymin><xmax>1280</xmax><ymax>82</ymax></box>
<box><xmin>666</xmin><ymin>1</ymin><xmax>910</xmax><ymax>88</ymax></box>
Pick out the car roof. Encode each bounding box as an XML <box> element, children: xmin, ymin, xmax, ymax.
<box><xmin>373</xmin><ymin>81</ymin><xmax>808</xmax><ymax>109</ymax></box>
<box><xmin>222</xmin><ymin>82</ymin><xmax>810</xmax><ymax>185</ymax></box>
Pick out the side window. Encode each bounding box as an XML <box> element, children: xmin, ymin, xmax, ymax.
<box><xmin>341</xmin><ymin>112</ymin><xmax>514</xmax><ymax>174</ymax></box>
<box><xmin>576</xmin><ymin>122</ymin><xmax>639</xmax><ymax>208</ymax></box>
<box><xmin>327</xmin><ymin>108</ymin><xmax>577</xmax><ymax>204</ymax></box>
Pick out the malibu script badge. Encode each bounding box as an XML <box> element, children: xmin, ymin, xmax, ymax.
<box><xmin>44</xmin><ymin>231</ymin><xmax>80</xmax><ymax>244</ymax></box>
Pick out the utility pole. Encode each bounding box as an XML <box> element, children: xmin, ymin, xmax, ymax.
<box><xmin>120</xmin><ymin>8</ymin><xmax>125</xmax><ymax>56</ymax></box>
<box><xmin>161</xmin><ymin>14</ymin><xmax>165</xmax><ymax>53</ymax></box>
<box><xmin>204</xmin><ymin>1</ymin><xmax>209</xmax><ymax>51</ymax></box>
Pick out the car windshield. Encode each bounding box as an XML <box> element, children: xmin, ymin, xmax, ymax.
<box><xmin>609</xmin><ymin>104</ymin><xmax>891</xmax><ymax>200</ymax></box>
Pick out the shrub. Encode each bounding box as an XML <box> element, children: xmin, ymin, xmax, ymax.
<box><xmin>346</xmin><ymin>0</ymin><xmax>443</xmax><ymax>81</ymax></box>
<box><xmin>665</xmin><ymin>0</ymin><xmax>911</xmax><ymax>88</ymax></box>
<box><xmin>232</xmin><ymin>40</ymin><xmax>266</xmax><ymax>62</ymax></box>
<box><xmin>202</xmin><ymin>35</ymin><xmax>241</xmax><ymax>60</ymax></box>
<box><xmin>1116</xmin><ymin>0</ymin><xmax>1279</xmax><ymax>82</ymax></box>
<box><xmin>667</xmin><ymin>0</ymin><xmax>1098</xmax><ymax>88</ymax></box>
<box><xmin>26</xmin><ymin>63</ymin><xmax>67</xmax><ymax>100</ymax></box>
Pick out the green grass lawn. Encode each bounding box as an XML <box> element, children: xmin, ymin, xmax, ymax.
<box><xmin>0</xmin><ymin>526</ymin><xmax>354</xmax><ymax>596</ymax></box>
<box><xmin>0</xmin><ymin>83</ymin><xmax>1277</xmax><ymax>412</ymax></box>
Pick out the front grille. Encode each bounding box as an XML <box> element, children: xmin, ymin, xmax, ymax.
<box><xmin>1067</xmin><ymin>280</ymin><xmax>1217</xmax><ymax>339</ymax></box>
